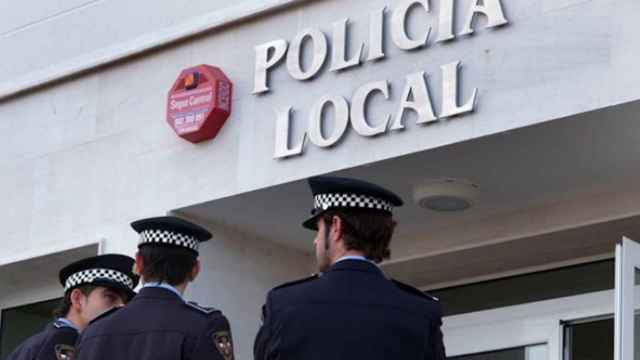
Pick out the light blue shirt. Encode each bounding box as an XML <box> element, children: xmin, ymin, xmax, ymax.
<box><xmin>142</xmin><ymin>282</ymin><xmax>184</xmax><ymax>301</ymax></box>
<box><xmin>53</xmin><ymin>318</ymin><xmax>80</xmax><ymax>333</ymax></box>
<box><xmin>335</xmin><ymin>255</ymin><xmax>379</xmax><ymax>267</ymax></box>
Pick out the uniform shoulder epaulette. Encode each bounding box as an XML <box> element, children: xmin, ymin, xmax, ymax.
<box><xmin>185</xmin><ymin>301</ymin><xmax>220</xmax><ymax>315</ymax></box>
<box><xmin>89</xmin><ymin>306</ymin><xmax>121</xmax><ymax>325</ymax></box>
<box><xmin>391</xmin><ymin>279</ymin><xmax>439</xmax><ymax>302</ymax></box>
<box><xmin>271</xmin><ymin>274</ymin><xmax>319</xmax><ymax>292</ymax></box>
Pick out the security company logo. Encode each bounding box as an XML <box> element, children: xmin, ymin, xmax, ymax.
<box><xmin>167</xmin><ymin>65</ymin><xmax>233</xmax><ymax>144</ymax></box>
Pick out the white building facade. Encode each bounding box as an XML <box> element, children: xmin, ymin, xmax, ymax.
<box><xmin>2</xmin><ymin>1</ymin><xmax>640</xmax><ymax>359</ymax></box>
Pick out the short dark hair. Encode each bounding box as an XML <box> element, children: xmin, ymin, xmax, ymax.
<box><xmin>53</xmin><ymin>285</ymin><xmax>97</xmax><ymax>318</ymax></box>
<box><xmin>138</xmin><ymin>245</ymin><xmax>197</xmax><ymax>286</ymax></box>
<box><xmin>321</xmin><ymin>209</ymin><xmax>397</xmax><ymax>263</ymax></box>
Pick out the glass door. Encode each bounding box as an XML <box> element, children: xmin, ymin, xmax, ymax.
<box><xmin>614</xmin><ymin>237</ymin><xmax>640</xmax><ymax>360</ymax></box>
<box><xmin>0</xmin><ymin>299</ymin><xmax>60</xmax><ymax>360</ymax></box>
<box><xmin>564</xmin><ymin>315</ymin><xmax>613</xmax><ymax>360</ymax></box>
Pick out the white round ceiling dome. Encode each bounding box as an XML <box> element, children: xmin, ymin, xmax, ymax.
<box><xmin>413</xmin><ymin>178</ymin><xmax>479</xmax><ymax>212</ymax></box>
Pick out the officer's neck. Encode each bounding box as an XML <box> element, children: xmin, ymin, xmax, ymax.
<box><xmin>64</xmin><ymin>310</ymin><xmax>86</xmax><ymax>331</ymax></box>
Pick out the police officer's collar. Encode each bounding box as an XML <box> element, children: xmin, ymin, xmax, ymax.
<box><xmin>328</xmin><ymin>257</ymin><xmax>384</xmax><ymax>275</ymax></box>
<box><xmin>141</xmin><ymin>282</ymin><xmax>184</xmax><ymax>301</ymax></box>
<box><xmin>335</xmin><ymin>255</ymin><xmax>379</xmax><ymax>267</ymax></box>
<box><xmin>53</xmin><ymin>318</ymin><xmax>80</xmax><ymax>333</ymax></box>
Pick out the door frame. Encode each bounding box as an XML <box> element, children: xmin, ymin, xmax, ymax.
<box><xmin>613</xmin><ymin>237</ymin><xmax>640</xmax><ymax>360</ymax></box>
<box><xmin>443</xmin><ymin>289</ymin><xmax>614</xmax><ymax>359</ymax></box>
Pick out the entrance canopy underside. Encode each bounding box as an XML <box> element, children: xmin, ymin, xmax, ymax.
<box><xmin>0</xmin><ymin>243</ymin><xmax>99</xmax><ymax>309</ymax></box>
<box><xmin>180</xmin><ymin>99</ymin><xmax>640</xmax><ymax>288</ymax></box>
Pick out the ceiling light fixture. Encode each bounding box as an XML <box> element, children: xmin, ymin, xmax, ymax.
<box><xmin>413</xmin><ymin>178</ymin><xmax>479</xmax><ymax>212</ymax></box>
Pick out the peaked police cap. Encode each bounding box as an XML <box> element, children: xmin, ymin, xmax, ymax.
<box><xmin>302</xmin><ymin>176</ymin><xmax>403</xmax><ymax>230</ymax></box>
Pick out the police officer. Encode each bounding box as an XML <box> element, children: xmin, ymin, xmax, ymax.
<box><xmin>7</xmin><ymin>254</ymin><xmax>139</xmax><ymax>360</ymax></box>
<box><xmin>75</xmin><ymin>216</ymin><xmax>235</xmax><ymax>360</ymax></box>
<box><xmin>254</xmin><ymin>176</ymin><xmax>446</xmax><ymax>360</ymax></box>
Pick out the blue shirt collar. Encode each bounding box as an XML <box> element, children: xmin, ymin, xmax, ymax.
<box><xmin>142</xmin><ymin>282</ymin><xmax>184</xmax><ymax>300</ymax></box>
<box><xmin>335</xmin><ymin>255</ymin><xmax>379</xmax><ymax>267</ymax></box>
<box><xmin>53</xmin><ymin>318</ymin><xmax>80</xmax><ymax>333</ymax></box>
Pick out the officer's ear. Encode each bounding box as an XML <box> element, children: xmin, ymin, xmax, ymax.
<box><xmin>134</xmin><ymin>252</ymin><xmax>144</xmax><ymax>277</ymax></box>
<box><xmin>330</xmin><ymin>215</ymin><xmax>345</xmax><ymax>243</ymax></box>
<box><xmin>69</xmin><ymin>288</ymin><xmax>88</xmax><ymax>311</ymax></box>
<box><xmin>188</xmin><ymin>259</ymin><xmax>201</xmax><ymax>282</ymax></box>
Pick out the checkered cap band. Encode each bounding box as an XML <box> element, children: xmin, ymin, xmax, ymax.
<box><xmin>139</xmin><ymin>229</ymin><xmax>199</xmax><ymax>252</ymax></box>
<box><xmin>64</xmin><ymin>268</ymin><xmax>134</xmax><ymax>291</ymax></box>
<box><xmin>314</xmin><ymin>193</ymin><xmax>394</xmax><ymax>212</ymax></box>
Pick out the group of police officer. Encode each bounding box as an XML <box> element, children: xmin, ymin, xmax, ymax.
<box><xmin>7</xmin><ymin>176</ymin><xmax>446</xmax><ymax>360</ymax></box>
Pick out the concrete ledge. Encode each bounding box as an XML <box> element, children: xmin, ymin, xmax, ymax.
<box><xmin>0</xmin><ymin>0</ymin><xmax>312</xmax><ymax>101</ymax></box>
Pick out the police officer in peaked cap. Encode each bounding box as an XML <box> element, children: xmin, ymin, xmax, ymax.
<box><xmin>75</xmin><ymin>216</ymin><xmax>235</xmax><ymax>360</ymax></box>
<box><xmin>7</xmin><ymin>254</ymin><xmax>139</xmax><ymax>360</ymax></box>
<box><xmin>254</xmin><ymin>176</ymin><xmax>446</xmax><ymax>360</ymax></box>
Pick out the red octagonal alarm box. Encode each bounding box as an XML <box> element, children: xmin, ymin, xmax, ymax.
<box><xmin>166</xmin><ymin>65</ymin><xmax>233</xmax><ymax>143</ymax></box>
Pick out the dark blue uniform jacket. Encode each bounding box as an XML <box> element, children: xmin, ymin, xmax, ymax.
<box><xmin>75</xmin><ymin>287</ymin><xmax>234</xmax><ymax>360</ymax></box>
<box><xmin>6</xmin><ymin>321</ymin><xmax>78</xmax><ymax>360</ymax></box>
<box><xmin>254</xmin><ymin>259</ymin><xmax>446</xmax><ymax>360</ymax></box>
